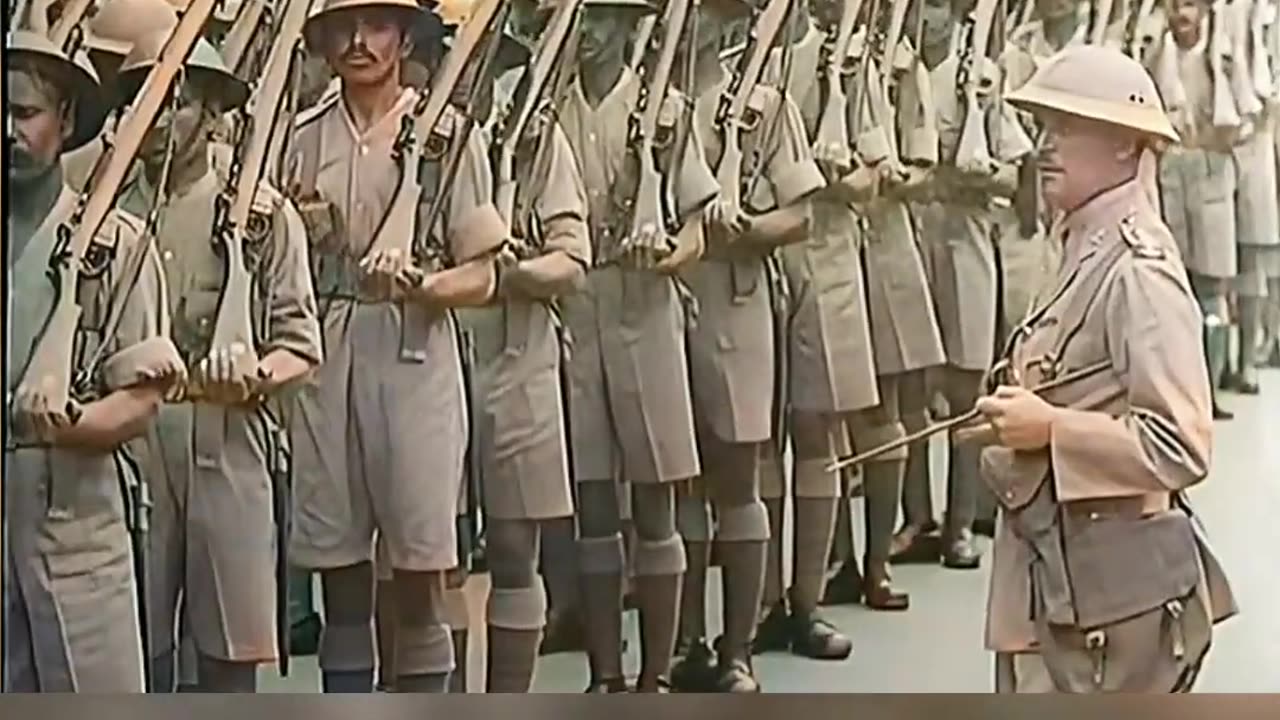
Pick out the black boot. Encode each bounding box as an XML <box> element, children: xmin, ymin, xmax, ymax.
<box><xmin>788</xmin><ymin>610</ymin><xmax>852</xmax><ymax>661</ymax></box>
<box><xmin>751</xmin><ymin>600</ymin><xmax>791</xmax><ymax>654</ymax></box>
<box><xmin>670</xmin><ymin>638</ymin><xmax>718</xmax><ymax>692</ymax></box>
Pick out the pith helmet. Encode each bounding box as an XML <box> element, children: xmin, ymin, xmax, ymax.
<box><xmin>1005</xmin><ymin>44</ymin><xmax>1180</xmax><ymax>144</ymax></box>
<box><xmin>6</xmin><ymin>30</ymin><xmax>109</xmax><ymax>151</ymax></box>
<box><xmin>119</xmin><ymin>35</ymin><xmax>251</xmax><ymax>110</ymax></box>
<box><xmin>303</xmin><ymin>0</ymin><xmax>439</xmax><ymax>51</ymax></box>
<box><xmin>84</xmin><ymin>0</ymin><xmax>180</xmax><ymax>57</ymax></box>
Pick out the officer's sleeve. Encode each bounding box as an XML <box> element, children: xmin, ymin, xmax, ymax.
<box><xmin>534</xmin><ymin>123</ymin><xmax>591</xmax><ymax>268</ymax></box>
<box><xmin>446</xmin><ymin>126</ymin><xmax>509</xmax><ymax>263</ymax></box>
<box><xmin>97</xmin><ymin>215</ymin><xmax>185</xmax><ymax>392</ymax></box>
<box><xmin>1049</xmin><ymin>249</ymin><xmax>1213</xmax><ymax>500</ymax></box>
<box><xmin>759</xmin><ymin>90</ymin><xmax>825</xmax><ymax>208</ymax></box>
<box><xmin>263</xmin><ymin>194</ymin><xmax>323</xmax><ymax>366</ymax></box>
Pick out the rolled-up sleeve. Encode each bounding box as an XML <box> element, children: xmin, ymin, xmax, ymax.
<box><xmin>444</xmin><ymin>127</ymin><xmax>508</xmax><ymax>263</ymax></box>
<box><xmin>534</xmin><ymin>124</ymin><xmax>591</xmax><ymax>268</ymax></box>
<box><xmin>1049</xmin><ymin>256</ymin><xmax>1213</xmax><ymax>500</ymax></box>
<box><xmin>761</xmin><ymin>91</ymin><xmax>825</xmax><ymax>208</ymax></box>
<box><xmin>264</xmin><ymin>196</ymin><xmax>324</xmax><ymax>366</ymax></box>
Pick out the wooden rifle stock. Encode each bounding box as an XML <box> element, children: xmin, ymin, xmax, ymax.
<box><xmin>812</xmin><ymin>0</ymin><xmax>866</xmax><ymax>172</ymax></box>
<box><xmin>221</xmin><ymin>0</ymin><xmax>272</xmax><ymax>76</ymax></box>
<box><xmin>188</xmin><ymin>0</ymin><xmax>315</xmax><ymax>402</ymax></box>
<box><xmin>1249</xmin><ymin>0</ymin><xmax>1274</xmax><ymax>101</ymax></box>
<box><xmin>1088</xmin><ymin>0</ymin><xmax>1116</xmax><ymax>44</ymax></box>
<box><xmin>365</xmin><ymin>0</ymin><xmax>509</xmax><ymax>271</ymax></box>
<box><xmin>16</xmin><ymin>0</ymin><xmax>216</xmax><ymax>420</ymax></box>
<box><xmin>714</xmin><ymin>0</ymin><xmax>792</xmax><ymax>218</ymax></box>
<box><xmin>1210</xmin><ymin>2</ymin><xmax>1243</xmax><ymax>129</ymax></box>
<box><xmin>493</xmin><ymin>0</ymin><xmax>582</xmax><ymax>227</ymax></box>
<box><xmin>625</xmin><ymin>0</ymin><xmax>695</xmax><ymax>253</ymax></box>
<box><xmin>953</xmin><ymin>0</ymin><xmax>1000</xmax><ymax>175</ymax></box>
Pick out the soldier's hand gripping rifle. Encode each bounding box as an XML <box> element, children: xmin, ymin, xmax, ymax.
<box><xmin>620</xmin><ymin>0</ymin><xmax>701</xmax><ymax>265</ymax></box>
<box><xmin>712</xmin><ymin>0</ymin><xmax>792</xmax><ymax>235</ymax></box>
<box><xmin>11</xmin><ymin>0</ymin><xmax>215</xmax><ymax>441</ymax></box>
<box><xmin>952</xmin><ymin>0</ymin><xmax>1001</xmax><ymax>176</ymax></box>
<box><xmin>184</xmin><ymin>0</ymin><xmax>315</xmax><ymax>406</ymax></box>
<box><xmin>361</xmin><ymin>0</ymin><xmax>510</xmax><ymax>293</ymax></box>
<box><xmin>812</xmin><ymin>0</ymin><xmax>865</xmax><ymax>173</ymax></box>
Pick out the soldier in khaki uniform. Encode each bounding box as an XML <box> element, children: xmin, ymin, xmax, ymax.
<box><xmin>908</xmin><ymin>0</ymin><xmax>1036</xmax><ymax>569</ymax></box>
<box><xmin>1160</xmin><ymin>0</ymin><xmax>1240</xmax><ymax>418</ymax></box>
<box><xmin>285</xmin><ymin>0</ymin><xmax>507</xmax><ymax>693</ymax></box>
<box><xmin>113</xmin><ymin>37</ymin><xmax>323</xmax><ymax>691</ymax></box>
<box><xmin>671</xmin><ymin>0</ymin><xmax>825</xmax><ymax>693</ymax></box>
<box><xmin>555</xmin><ymin>0</ymin><xmax>717</xmax><ymax>693</ymax></box>
<box><xmin>977</xmin><ymin>44</ymin><xmax>1234</xmax><ymax>693</ymax></box>
<box><xmin>5</xmin><ymin>30</ymin><xmax>186</xmax><ymax>692</ymax></box>
<box><xmin>750</xmin><ymin>0</ymin><xmax>877</xmax><ymax>659</ymax></box>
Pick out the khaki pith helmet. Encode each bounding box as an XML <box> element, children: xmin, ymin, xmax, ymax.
<box><xmin>303</xmin><ymin>0</ymin><xmax>439</xmax><ymax>51</ymax></box>
<box><xmin>119</xmin><ymin>35</ymin><xmax>251</xmax><ymax>110</ymax></box>
<box><xmin>6</xmin><ymin>30</ymin><xmax>109</xmax><ymax>151</ymax></box>
<box><xmin>84</xmin><ymin>0</ymin><xmax>180</xmax><ymax>57</ymax></box>
<box><xmin>1005</xmin><ymin>44</ymin><xmax>1180</xmax><ymax>145</ymax></box>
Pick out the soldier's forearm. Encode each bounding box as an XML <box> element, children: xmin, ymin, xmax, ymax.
<box><xmin>412</xmin><ymin>256</ymin><xmax>498</xmax><ymax>309</ymax></box>
<box><xmin>740</xmin><ymin>201</ymin><xmax>812</xmax><ymax>249</ymax></box>
<box><xmin>506</xmin><ymin>251</ymin><xmax>587</xmax><ymax>300</ymax></box>
<box><xmin>53</xmin><ymin>383</ymin><xmax>166</xmax><ymax>452</ymax></box>
<box><xmin>257</xmin><ymin>349</ymin><xmax>315</xmax><ymax>394</ymax></box>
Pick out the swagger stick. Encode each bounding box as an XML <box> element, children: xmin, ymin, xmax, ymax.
<box><xmin>826</xmin><ymin>359</ymin><xmax>1114</xmax><ymax>473</ymax></box>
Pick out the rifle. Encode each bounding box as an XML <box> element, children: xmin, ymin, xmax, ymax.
<box><xmin>622</xmin><ymin>0</ymin><xmax>698</xmax><ymax>261</ymax></box>
<box><xmin>1226</xmin><ymin>0</ymin><xmax>1263</xmax><ymax>116</ymax></box>
<box><xmin>13</xmin><ymin>0</ymin><xmax>216</xmax><ymax>440</ymax></box>
<box><xmin>220</xmin><ymin>0</ymin><xmax>274</xmax><ymax>78</ymax></box>
<box><xmin>952</xmin><ymin>0</ymin><xmax>1000</xmax><ymax>175</ymax></box>
<box><xmin>185</xmin><ymin>0</ymin><xmax>315</xmax><ymax>405</ymax></box>
<box><xmin>1210</xmin><ymin>1</ymin><xmax>1243</xmax><ymax>129</ymax></box>
<box><xmin>713</xmin><ymin>0</ymin><xmax>792</xmax><ymax>224</ymax></box>
<box><xmin>1249</xmin><ymin>0</ymin><xmax>1274</xmax><ymax>101</ymax></box>
<box><xmin>1121</xmin><ymin>0</ymin><xmax>1158</xmax><ymax>56</ymax></box>
<box><xmin>363</xmin><ymin>0</ymin><xmax>510</xmax><ymax>281</ymax></box>
<box><xmin>811</xmin><ymin>0</ymin><xmax>866</xmax><ymax>172</ymax></box>
<box><xmin>48</xmin><ymin>0</ymin><xmax>94</xmax><ymax>50</ymax></box>
<box><xmin>898</xmin><ymin>0</ymin><xmax>939</xmax><ymax>166</ymax></box>
<box><xmin>1087</xmin><ymin>0</ymin><xmax>1116</xmax><ymax>44</ymax></box>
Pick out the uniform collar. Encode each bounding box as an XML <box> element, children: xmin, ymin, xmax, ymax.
<box><xmin>339</xmin><ymin>86</ymin><xmax>416</xmax><ymax>143</ymax></box>
<box><xmin>1060</xmin><ymin>176</ymin><xmax>1143</xmax><ymax>260</ymax></box>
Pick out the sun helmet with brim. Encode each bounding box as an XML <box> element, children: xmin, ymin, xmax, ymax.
<box><xmin>118</xmin><ymin>35</ymin><xmax>251</xmax><ymax>112</ymax></box>
<box><xmin>6</xmin><ymin>30</ymin><xmax>110</xmax><ymax>152</ymax></box>
<box><xmin>1004</xmin><ymin>44</ymin><xmax>1180</xmax><ymax>146</ymax></box>
<box><xmin>83</xmin><ymin>0</ymin><xmax>180</xmax><ymax>57</ymax></box>
<box><xmin>303</xmin><ymin>0</ymin><xmax>443</xmax><ymax>53</ymax></box>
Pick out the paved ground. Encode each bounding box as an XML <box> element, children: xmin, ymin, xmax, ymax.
<box><xmin>260</xmin><ymin>369</ymin><xmax>1280</xmax><ymax>693</ymax></box>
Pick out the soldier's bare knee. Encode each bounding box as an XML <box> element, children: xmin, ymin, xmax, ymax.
<box><xmin>319</xmin><ymin>562</ymin><xmax>376</xmax><ymax>671</ymax></box>
<box><xmin>485</xmin><ymin>519</ymin><xmax>539</xmax><ymax>589</ymax></box>
<box><xmin>576</xmin><ymin>480</ymin><xmax>623</xmax><ymax>538</ymax></box>
<box><xmin>676</xmin><ymin>490</ymin><xmax>713</xmax><ymax>542</ymax></box>
<box><xmin>391</xmin><ymin>570</ymin><xmax>453</xmax><ymax>676</ymax></box>
<box><xmin>630</xmin><ymin>483</ymin><xmax>677</xmax><ymax>541</ymax></box>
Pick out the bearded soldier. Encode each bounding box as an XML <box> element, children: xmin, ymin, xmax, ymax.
<box><xmin>114</xmin><ymin>32</ymin><xmax>323</xmax><ymax>692</ymax></box>
<box><xmin>555</xmin><ymin>0</ymin><xmax>716</xmax><ymax>693</ymax></box>
<box><xmin>907</xmin><ymin>0</ymin><xmax>1035</xmax><ymax>569</ymax></box>
<box><xmin>978</xmin><ymin>43</ymin><xmax>1234</xmax><ymax>693</ymax></box>
<box><xmin>286</xmin><ymin>0</ymin><xmax>507</xmax><ymax>693</ymax></box>
<box><xmin>5</xmin><ymin>29</ymin><xmax>185</xmax><ymax>692</ymax></box>
<box><xmin>750</xmin><ymin>0</ymin><xmax>878</xmax><ymax>660</ymax></box>
<box><xmin>670</xmin><ymin>0</ymin><xmax>826</xmax><ymax>693</ymax></box>
<box><xmin>1159</xmin><ymin>0</ymin><xmax>1240</xmax><ymax>419</ymax></box>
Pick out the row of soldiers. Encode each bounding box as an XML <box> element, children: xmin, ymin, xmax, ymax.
<box><xmin>0</xmin><ymin>0</ymin><xmax>1256</xmax><ymax>696</ymax></box>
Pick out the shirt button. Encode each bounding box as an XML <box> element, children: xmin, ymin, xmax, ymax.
<box><xmin>588</xmin><ymin>133</ymin><xmax>597</xmax><ymax>142</ymax></box>
<box><xmin>162</xmin><ymin>250</ymin><xmax>174</xmax><ymax>262</ymax></box>
<box><xmin>359</xmin><ymin>144</ymin><xmax>369</xmax><ymax>156</ymax></box>
<box><xmin>1004</xmin><ymin>490</ymin><xmax>1015</xmax><ymax>500</ymax></box>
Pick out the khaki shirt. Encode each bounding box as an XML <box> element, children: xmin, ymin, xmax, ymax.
<box><xmin>557</xmin><ymin>68</ymin><xmax>720</xmax><ymax>259</ymax></box>
<box><xmin>982</xmin><ymin>179</ymin><xmax>1212</xmax><ymax>651</ymax></box>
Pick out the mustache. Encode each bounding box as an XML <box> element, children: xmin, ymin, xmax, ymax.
<box><xmin>340</xmin><ymin>44</ymin><xmax>378</xmax><ymax>63</ymax></box>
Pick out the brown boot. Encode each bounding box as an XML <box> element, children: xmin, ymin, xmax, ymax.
<box><xmin>862</xmin><ymin>561</ymin><xmax>909</xmax><ymax>611</ymax></box>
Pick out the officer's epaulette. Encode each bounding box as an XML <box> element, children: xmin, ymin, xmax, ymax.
<box><xmin>83</xmin><ymin>207</ymin><xmax>146</xmax><ymax>273</ymax></box>
<box><xmin>296</xmin><ymin>86</ymin><xmax>341</xmax><ymax>130</ymax></box>
<box><xmin>1118</xmin><ymin>212</ymin><xmax>1166</xmax><ymax>260</ymax></box>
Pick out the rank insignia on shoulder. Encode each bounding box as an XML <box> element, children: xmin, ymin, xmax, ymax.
<box><xmin>1119</xmin><ymin>213</ymin><xmax>1165</xmax><ymax>260</ymax></box>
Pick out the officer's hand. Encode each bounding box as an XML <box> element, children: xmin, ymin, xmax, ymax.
<box><xmin>974</xmin><ymin>386</ymin><xmax>1057</xmax><ymax>451</ymax></box>
<box><xmin>193</xmin><ymin>343</ymin><xmax>264</xmax><ymax>406</ymax></box>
